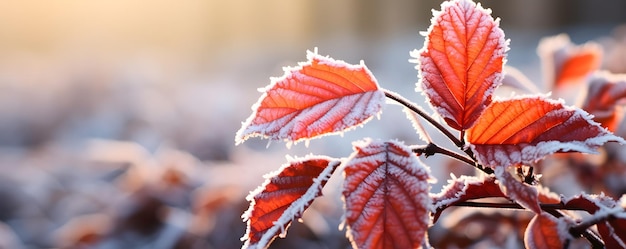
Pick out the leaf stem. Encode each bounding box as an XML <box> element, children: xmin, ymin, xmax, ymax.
<box><xmin>412</xmin><ymin>143</ymin><xmax>493</xmax><ymax>174</ymax></box>
<box><xmin>567</xmin><ymin>208</ymin><xmax>626</xmax><ymax>249</ymax></box>
<box><xmin>452</xmin><ymin>201</ymin><xmax>586</xmax><ymax>211</ymax></box>
<box><xmin>383</xmin><ymin>89</ymin><xmax>481</xmax><ymax>165</ymax></box>
<box><xmin>383</xmin><ymin>89</ymin><xmax>463</xmax><ymax>148</ymax></box>
<box><xmin>460</xmin><ymin>130</ymin><xmax>465</xmax><ymax>145</ymax></box>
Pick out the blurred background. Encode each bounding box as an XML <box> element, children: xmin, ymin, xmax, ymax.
<box><xmin>0</xmin><ymin>1</ymin><xmax>625</xmax><ymax>248</ymax></box>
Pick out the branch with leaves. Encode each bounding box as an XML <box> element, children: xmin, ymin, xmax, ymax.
<box><xmin>234</xmin><ymin>0</ymin><xmax>626</xmax><ymax>248</ymax></box>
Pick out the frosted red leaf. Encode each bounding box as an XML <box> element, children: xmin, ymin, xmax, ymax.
<box><xmin>241</xmin><ymin>156</ymin><xmax>340</xmax><ymax>249</ymax></box>
<box><xmin>582</xmin><ymin>72</ymin><xmax>626</xmax><ymax>131</ymax></box>
<box><xmin>467</xmin><ymin>96</ymin><xmax>625</xmax><ymax>168</ymax></box>
<box><xmin>563</xmin><ymin>194</ymin><xmax>626</xmax><ymax>248</ymax></box>
<box><xmin>556</xmin><ymin>48</ymin><xmax>601</xmax><ymax>87</ymax></box>
<box><xmin>236</xmin><ymin>50</ymin><xmax>385</xmax><ymax>146</ymax></box>
<box><xmin>430</xmin><ymin>175</ymin><xmax>505</xmax><ymax>222</ymax></box>
<box><xmin>495</xmin><ymin>167</ymin><xmax>541</xmax><ymax>214</ymax></box>
<box><xmin>561</xmin><ymin>193</ymin><xmax>615</xmax><ymax>213</ymax></box>
<box><xmin>598</xmin><ymin>218</ymin><xmax>626</xmax><ymax>248</ymax></box>
<box><xmin>594</xmin><ymin>213</ymin><xmax>626</xmax><ymax>249</ymax></box>
<box><xmin>342</xmin><ymin>139</ymin><xmax>432</xmax><ymax>249</ymax></box>
<box><xmin>524</xmin><ymin>213</ymin><xmax>566</xmax><ymax>249</ymax></box>
<box><xmin>413</xmin><ymin>0</ymin><xmax>507</xmax><ymax>130</ymax></box>
<box><xmin>538</xmin><ymin>34</ymin><xmax>602</xmax><ymax>88</ymax></box>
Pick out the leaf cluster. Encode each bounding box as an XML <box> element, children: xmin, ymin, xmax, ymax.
<box><xmin>235</xmin><ymin>0</ymin><xmax>626</xmax><ymax>248</ymax></box>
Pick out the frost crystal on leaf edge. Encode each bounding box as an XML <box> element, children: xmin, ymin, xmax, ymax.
<box><xmin>235</xmin><ymin>49</ymin><xmax>385</xmax><ymax>147</ymax></box>
<box><xmin>241</xmin><ymin>155</ymin><xmax>340</xmax><ymax>249</ymax></box>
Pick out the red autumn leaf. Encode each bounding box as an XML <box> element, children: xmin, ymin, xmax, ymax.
<box><xmin>241</xmin><ymin>156</ymin><xmax>340</xmax><ymax>249</ymax></box>
<box><xmin>342</xmin><ymin>139</ymin><xmax>432</xmax><ymax>249</ymax></box>
<box><xmin>524</xmin><ymin>213</ymin><xmax>566</xmax><ymax>249</ymax></box>
<box><xmin>556</xmin><ymin>48</ymin><xmax>601</xmax><ymax>87</ymax></box>
<box><xmin>582</xmin><ymin>73</ymin><xmax>626</xmax><ymax>131</ymax></box>
<box><xmin>598</xmin><ymin>219</ymin><xmax>626</xmax><ymax>248</ymax></box>
<box><xmin>413</xmin><ymin>0</ymin><xmax>507</xmax><ymax>130</ymax></box>
<box><xmin>236</xmin><ymin>50</ymin><xmax>385</xmax><ymax>145</ymax></box>
<box><xmin>467</xmin><ymin>96</ymin><xmax>624</xmax><ymax>168</ymax></box>
<box><xmin>538</xmin><ymin>34</ymin><xmax>602</xmax><ymax>88</ymax></box>
<box><xmin>561</xmin><ymin>193</ymin><xmax>618</xmax><ymax>213</ymax></box>
<box><xmin>563</xmin><ymin>194</ymin><xmax>626</xmax><ymax>248</ymax></box>
<box><xmin>430</xmin><ymin>175</ymin><xmax>505</xmax><ymax>222</ymax></box>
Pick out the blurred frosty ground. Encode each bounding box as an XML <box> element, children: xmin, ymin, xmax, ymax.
<box><xmin>0</xmin><ymin>1</ymin><xmax>625</xmax><ymax>248</ymax></box>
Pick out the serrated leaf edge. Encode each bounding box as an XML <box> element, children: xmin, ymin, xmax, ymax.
<box><xmin>410</xmin><ymin>0</ymin><xmax>510</xmax><ymax>130</ymax></box>
<box><xmin>235</xmin><ymin>49</ymin><xmax>385</xmax><ymax>147</ymax></box>
<box><xmin>241</xmin><ymin>155</ymin><xmax>340</xmax><ymax>249</ymax></box>
<box><xmin>470</xmin><ymin>94</ymin><xmax>625</xmax><ymax>168</ymax></box>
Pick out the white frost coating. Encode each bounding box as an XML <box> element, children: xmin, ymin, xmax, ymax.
<box><xmin>491</xmin><ymin>92</ymin><xmax>555</xmax><ymax>102</ymax></box>
<box><xmin>555</xmin><ymin>216</ymin><xmax>576</xmax><ymax>242</ymax></box>
<box><xmin>564</xmin><ymin>194</ymin><xmax>626</xmax><ymax>248</ymax></box>
<box><xmin>356</xmin><ymin>139</ymin><xmax>433</xmax><ymax>181</ymax></box>
<box><xmin>306</xmin><ymin>92</ymin><xmax>379</xmax><ymax>134</ymax></box>
<box><xmin>412</xmin><ymin>0</ymin><xmax>509</xmax><ymax>130</ymax></box>
<box><xmin>588</xmin><ymin>72</ymin><xmax>626</xmax><ymax>100</ymax></box>
<box><xmin>412</xmin><ymin>55</ymin><xmax>454</xmax><ymax>122</ymax></box>
<box><xmin>430</xmin><ymin>174</ymin><xmax>488</xmax><ymax>213</ymax></box>
<box><xmin>584</xmin><ymin>71</ymin><xmax>626</xmax><ymax>117</ymax></box>
<box><xmin>583</xmin><ymin>206</ymin><xmax>626</xmax><ymax>246</ymax></box>
<box><xmin>562</xmin><ymin>192</ymin><xmax>618</xmax><ymax>211</ymax></box>
<box><xmin>235</xmin><ymin>49</ymin><xmax>385</xmax><ymax>147</ymax></box>
<box><xmin>241</xmin><ymin>155</ymin><xmax>340</xmax><ymax>249</ymax></box>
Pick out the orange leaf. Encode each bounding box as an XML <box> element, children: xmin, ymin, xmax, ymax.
<box><xmin>524</xmin><ymin>213</ymin><xmax>566</xmax><ymax>249</ymax></box>
<box><xmin>467</xmin><ymin>96</ymin><xmax>624</xmax><ymax>168</ymax></box>
<box><xmin>582</xmin><ymin>72</ymin><xmax>626</xmax><ymax>131</ymax></box>
<box><xmin>236</xmin><ymin>50</ymin><xmax>385</xmax><ymax>145</ymax></box>
<box><xmin>538</xmin><ymin>34</ymin><xmax>602</xmax><ymax>89</ymax></box>
<box><xmin>413</xmin><ymin>0</ymin><xmax>507</xmax><ymax>130</ymax></box>
<box><xmin>557</xmin><ymin>50</ymin><xmax>601</xmax><ymax>87</ymax></box>
<box><xmin>342</xmin><ymin>139</ymin><xmax>432</xmax><ymax>249</ymax></box>
<box><xmin>241</xmin><ymin>156</ymin><xmax>340</xmax><ymax>249</ymax></box>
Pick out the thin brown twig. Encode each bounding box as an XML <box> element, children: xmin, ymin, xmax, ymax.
<box><xmin>454</xmin><ymin>201</ymin><xmax>605</xmax><ymax>248</ymax></box>
<box><xmin>384</xmin><ymin>89</ymin><xmax>480</xmax><ymax>162</ymax></box>
<box><xmin>383</xmin><ymin>89</ymin><xmax>462</xmax><ymax>148</ymax></box>
<box><xmin>384</xmin><ymin>88</ymin><xmax>605</xmax><ymax>247</ymax></box>
<box><xmin>412</xmin><ymin>143</ymin><xmax>493</xmax><ymax>174</ymax></box>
